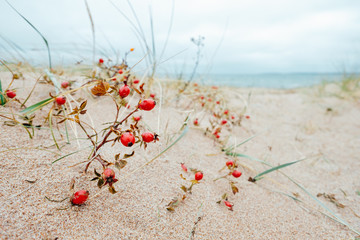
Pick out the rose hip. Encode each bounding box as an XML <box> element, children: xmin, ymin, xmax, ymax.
<box><xmin>195</xmin><ymin>172</ymin><xmax>203</xmax><ymax>181</ymax></box>
<box><xmin>141</xmin><ymin>132</ymin><xmax>154</xmax><ymax>143</ymax></box>
<box><xmin>119</xmin><ymin>85</ymin><xmax>130</xmax><ymax>98</ymax></box>
<box><xmin>61</xmin><ymin>81</ymin><xmax>69</xmax><ymax>89</ymax></box>
<box><xmin>226</xmin><ymin>160</ymin><xmax>234</xmax><ymax>167</ymax></box>
<box><xmin>139</xmin><ymin>99</ymin><xmax>156</xmax><ymax>111</ymax></box>
<box><xmin>232</xmin><ymin>170</ymin><xmax>242</xmax><ymax>178</ymax></box>
<box><xmin>71</xmin><ymin>190</ymin><xmax>89</xmax><ymax>205</ymax></box>
<box><xmin>120</xmin><ymin>132</ymin><xmax>135</xmax><ymax>147</ymax></box>
<box><xmin>55</xmin><ymin>96</ymin><xmax>66</xmax><ymax>105</ymax></box>
<box><xmin>6</xmin><ymin>90</ymin><xmax>16</xmax><ymax>99</ymax></box>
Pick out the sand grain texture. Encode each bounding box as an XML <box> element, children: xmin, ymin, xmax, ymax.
<box><xmin>0</xmin><ymin>74</ymin><xmax>359</xmax><ymax>239</ymax></box>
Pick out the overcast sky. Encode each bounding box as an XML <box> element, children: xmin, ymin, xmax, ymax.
<box><xmin>0</xmin><ymin>0</ymin><xmax>359</xmax><ymax>74</ymax></box>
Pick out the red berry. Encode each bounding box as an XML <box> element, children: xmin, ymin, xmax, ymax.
<box><xmin>226</xmin><ymin>160</ymin><xmax>234</xmax><ymax>167</ymax></box>
<box><xmin>119</xmin><ymin>85</ymin><xmax>130</xmax><ymax>98</ymax></box>
<box><xmin>208</xmin><ymin>98</ymin><xmax>212</xmax><ymax>102</ymax></box>
<box><xmin>194</xmin><ymin>83</ymin><xmax>198</xmax><ymax>87</ymax></box>
<box><xmin>224</xmin><ymin>200</ymin><xmax>233</xmax><ymax>208</ymax></box>
<box><xmin>133</xmin><ymin>116</ymin><xmax>141</xmax><ymax>121</ymax></box>
<box><xmin>181</xmin><ymin>163</ymin><xmax>187</xmax><ymax>172</ymax></box>
<box><xmin>103</xmin><ymin>168</ymin><xmax>115</xmax><ymax>180</ymax></box>
<box><xmin>150</xmin><ymin>93</ymin><xmax>156</xmax><ymax>98</ymax></box>
<box><xmin>245</xmin><ymin>115</ymin><xmax>250</xmax><ymax>119</ymax></box>
<box><xmin>6</xmin><ymin>90</ymin><xmax>16</xmax><ymax>99</ymax></box>
<box><xmin>141</xmin><ymin>132</ymin><xmax>154</xmax><ymax>143</ymax></box>
<box><xmin>195</xmin><ymin>172</ymin><xmax>203</xmax><ymax>181</ymax></box>
<box><xmin>139</xmin><ymin>99</ymin><xmax>156</xmax><ymax>111</ymax></box>
<box><xmin>216</xmin><ymin>134</ymin><xmax>220</xmax><ymax>139</ymax></box>
<box><xmin>133</xmin><ymin>79</ymin><xmax>140</xmax><ymax>84</ymax></box>
<box><xmin>118</xmin><ymin>69</ymin><xmax>123</xmax><ymax>74</ymax></box>
<box><xmin>221</xmin><ymin>120</ymin><xmax>227</xmax><ymax>125</ymax></box>
<box><xmin>55</xmin><ymin>96</ymin><xmax>66</xmax><ymax>105</ymax></box>
<box><xmin>194</xmin><ymin>118</ymin><xmax>199</xmax><ymax>126</ymax></box>
<box><xmin>99</xmin><ymin>58</ymin><xmax>104</xmax><ymax>64</ymax></box>
<box><xmin>61</xmin><ymin>81</ymin><xmax>69</xmax><ymax>89</ymax></box>
<box><xmin>71</xmin><ymin>190</ymin><xmax>89</xmax><ymax>205</ymax></box>
<box><xmin>231</xmin><ymin>116</ymin><xmax>235</xmax><ymax>120</ymax></box>
<box><xmin>216</xmin><ymin>101</ymin><xmax>220</xmax><ymax>104</ymax></box>
<box><xmin>232</xmin><ymin>170</ymin><xmax>242</xmax><ymax>178</ymax></box>
<box><xmin>200</xmin><ymin>96</ymin><xmax>204</xmax><ymax>100</ymax></box>
<box><xmin>224</xmin><ymin>110</ymin><xmax>229</xmax><ymax>115</ymax></box>
<box><xmin>120</xmin><ymin>132</ymin><xmax>135</xmax><ymax>147</ymax></box>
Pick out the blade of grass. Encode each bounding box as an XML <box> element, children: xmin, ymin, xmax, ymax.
<box><xmin>20</xmin><ymin>97</ymin><xmax>54</xmax><ymax>116</ymax></box>
<box><xmin>0</xmin><ymin>79</ymin><xmax>5</xmax><ymax>105</ymax></box>
<box><xmin>5</xmin><ymin>0</ymin><xmax>52</xmax><ymax>69</ymax></box>
<box><xmin>52</xmin><ymin>144</ymin><xmax>93</xmax><ymax>164</ymax></box>
<box><xmin>223</xmin><ymin>133</ymin><xmax>259</xmax><ymax>152</ymax></box>
<box><xmin>228</xmin><ymin>150</ymin><xmax>360</xmax><ymax>235</ymax></box>
<box><xmin>44</xmin><ymin>69</ymin><xmax>60</xmax><ymax>94</ymax></box>
<box><xmin>84</xmin><ymin>0</ymin><xmax>95</xmax><ymax>65</ymax></box>
<box><xmin>48</xmin><ymin>108</ymin><xmax>60</xmax><ymax>151</ymax></box>
<box><xmin>253</xmin><ymin>158</ymin><xmax>307</xmax><ymax>181</ymax></box>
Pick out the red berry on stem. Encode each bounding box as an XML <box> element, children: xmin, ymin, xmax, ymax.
<box><xmin>99</xmin><ymin>58</ymin><xmax>104</xmax><ymax>64</ymax></box>
<box><xmin>103</xmin><ymin>168</ymin><xmax>115</xmax><ymax>180</ymax></box>
<box><xmin>6</xmin><ymin>90</ymin><xmax>16</xmax><ymax>99</ymax></box>
<box><xmin>133</xmin><ymin>116</ymin><xmax>141</xmax><ymax>122</ymax></box>
<box><xmin>139</xmin><ymin>99</ymin><xmax>156</xmax><ymax>111</ymax></box>
<box><xmin>61</xmin><ymin>81</ymin><xmax>69</xmax><ymax>89</ymax></box>
<box><xmin>195</xmin><ymin>172</ymin><xmax>203</xmax><ymax>181</ymax></box>
<box><xmin>118</xmin><ymin>69</ymin><xmax>123</xmax><ymax>74</ymax></box>
<box><xmin>150</xmin><ymin>93</ymin><xmax>156</xmax><ymax>98</ymax></box>
<box><xmin>120</xmin><ymin>132</ymin><xmax>135</xmax><ymax>147</ymax></box>
<box><xmin>216</xmin><ymin>101</ymin><xmax>220</xmax><ymax>104</ymax></box>
<box><xmin>119</xmin><ymin>85</ymin><xmax>130</xmax><ymax>98</ymax></box>
<box><xmin>216</xmin><ymin>134</ymin><xmax>220</xmax><ymax>139</ymax></box>
<box><xmin>226</xmin><ymin>160</ymin><xmax>234</xmax><ymax>167</ymax></box>
<box><xmin>181</xmin><ymin>163</ymin><xmax>187</xmax><ymax>172</ymax></box>
<box><xmin>221</xmin><ymin>120</ymin><xmax>227</xmax><ymax>125</ymax></box>
<box><xmin>141</xmin><ymin>132</ymin><xmax>154</xmax><ymax>143</ymax></box>
<box><xmin>232</xmin><ymin>170</ymin><xmax>242</xmax><ymax>178</ymax></box>
<box><xmin>231</xmin><ymin>116</ymin><xmax>235</xmax><ymax>120</ymax></box>
<box><xmin>56</xmin><ymin>96</ymin><xmax>66</xmax><ymax>105</ymax></box>
<box><xmin>224</xmin><ymin>110</ymin><xmax>229</xmax><ymax>115</ymax></box>
<box><xmin>200</xmin><ymin>96</ymin><xmax>204</xmax><ymax>100</ymax></box>
<box><xmin>71</xmin><ymin>190</ymin><xmax>89</xmax><ymax>205</ymax></box>
<box><xmin>133</xmin><ymin>79</ymin><xmax>140</xmax><ymax>84</ymax></box>
<box><xmin>245</xmin><ymin>115</ymin><xmax>250</xmax><ymax>119</ymax></box>
<box><xmin>194</xmin><ymin>118</ymin><xmax>199</xmax><ymax>126</ymax></box>
<box><xmin>224</xmin><ymin>200</ymin><xmax>233</xmax><ymax>208</ymax></box>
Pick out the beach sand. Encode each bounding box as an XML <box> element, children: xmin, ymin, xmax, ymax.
<box><xmin>0</xmin><ymin>71</ymin><xmax>359</xmax><ymax>239</ymax></box>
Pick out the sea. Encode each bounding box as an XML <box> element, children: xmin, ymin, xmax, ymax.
<box><xmin>192</xmin><ymin>73</ymin><xmax>347</xmax><ymax>89</ymax></box>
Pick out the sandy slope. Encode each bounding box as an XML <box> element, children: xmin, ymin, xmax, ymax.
<box><xmin>0</xmin><ymin>72</ymin><xmax>359</xmax><ymax>239</ymax></box>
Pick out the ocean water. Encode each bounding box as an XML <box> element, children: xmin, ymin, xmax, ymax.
<box><xmin>197</xmin><ymin>73</ymin><xmax>346</xmax><ymax>89</ymax></box>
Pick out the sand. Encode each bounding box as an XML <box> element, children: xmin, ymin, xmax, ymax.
<box><xmin>0</xmin><ymin>71</ymin><xmax>359</xmax><ymax>239</ymax></box>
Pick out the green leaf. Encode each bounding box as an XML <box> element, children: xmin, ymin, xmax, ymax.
<box><xmin>20</xmin><ymin>97</ymin><xmax>54</xmax><ymax>116</ymax></box>
<box><xmin>253</xmin><ymin>158</ymin><xmax>306</xmax><ymax>181</ymax></box>
<box><xmin>0</xmin><ymin>80</ymin><xmax>6</xmax><ymax>105</ymax></box>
